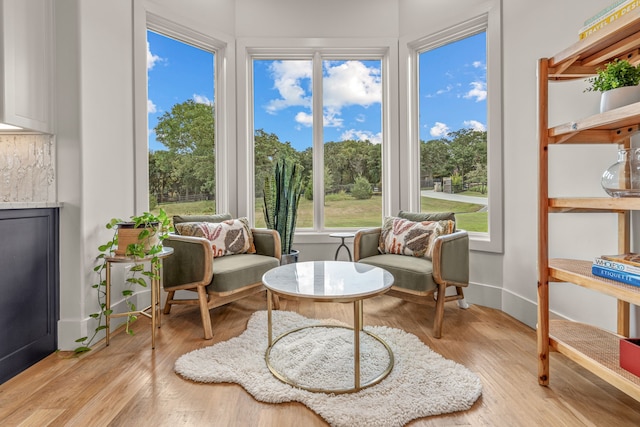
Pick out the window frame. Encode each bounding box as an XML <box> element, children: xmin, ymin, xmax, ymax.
<box><xmin>133</xmin><ymin>7</ymin><xmax>234</xmax><ymax>214</ymax></box>
<box><xmin>401</xmin><ymin>11</ymin><xmax>503</xmax><ymax>253</ymax></box>
<box><xmin>237</xmin><ymin>38</ymin><xmax>399</xmax><ymax>234</ymax></box>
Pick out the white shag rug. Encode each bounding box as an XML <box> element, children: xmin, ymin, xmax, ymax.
<box><xmin>175</xmin><ymin>310</ymin><xmax>482</xmax><ymax>427</ymax></box>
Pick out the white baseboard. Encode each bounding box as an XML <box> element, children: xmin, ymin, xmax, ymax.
<box><xmin>57</xmin><ymin>289</ymin><xmax>152</xmax><ymax>351</ymax></box>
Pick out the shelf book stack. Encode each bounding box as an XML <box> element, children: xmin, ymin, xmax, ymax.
<box><xmin>579</xmin><ymin>0</ymin><xmax>640</xmax><ymax>39</ymax></box>
<box><xmin>592</xmin><ymin>253</ymin><xmax>640</xmax><ymax>287</ymax></box>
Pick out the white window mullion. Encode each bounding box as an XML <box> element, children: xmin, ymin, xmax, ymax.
<box><xmin>312</xmin><ymin>51</ymin><xmax>324</xmax><ymax>232</ymax></box>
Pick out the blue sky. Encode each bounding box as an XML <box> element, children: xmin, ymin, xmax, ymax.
<box><xmin>146</xmin><ymin>30</ymin><xmax>486</xmax><ymax>152</ymax></box>
<box><xmin>419</xmin><ymin>32</ymin><xmax>487</xmax><ymax>141</ymax></box>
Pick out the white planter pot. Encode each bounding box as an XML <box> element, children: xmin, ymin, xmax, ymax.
<box><xmin>600</xmin><ymin>85</ymin><xmax>640</xmax><ymax>112</ymax></box>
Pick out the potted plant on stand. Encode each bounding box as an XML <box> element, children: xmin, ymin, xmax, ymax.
<box><xmin>263</xmin><ymin>156</ymin><xmax>305</xmax><ymax>265</ymax></box>
<box><xmin>74</xmin><ymin>209</ymin><xmax>173</xmax><ymax>353</ymax></box>
<box><xmin>585</xmin><ymin>58</ymin><xmax>640</xmax><ymax>112</ymax></box>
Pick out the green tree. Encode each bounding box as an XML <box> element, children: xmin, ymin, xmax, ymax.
<box><xmin>465</xmin><ymin>162</ymin><xmax>487</xmax><ymax>193</ymax></box>
<box><xmin>352</xmin><ymin>175</ymin><xmax>373</xmax><ymax>199</ymax></box>
<box><xmin>324</xmin><ymin>165</ymin><xmax>334</xmax><ymax>194</ymax></box>
<box><xmin>304</xmin><ymin>179</ymin><xmax>313</xmax><ymax>200</ymax></box>
<box><xmin>153</xmin><ymin>100</ymin><xmax>215</xmax><ymax>200</ymax></box>
<box><xmin>420</xmin><ymin>139</ymin><xmax>451</xmax><ymax>180</ymax></box>
<box><xmin>324</xmin><ymin>139</ymin><xmax>379</xmax><ymax>188</ymax></box>
<box><xmin>155</xmin><ymin>100</ymin><xmax>215</xmax><ymax>154</ymax></box>
<box><xmin>148</xmin><ymin>150</ymin><xmax>180</xmax><ymax>202</ymax></box>
<box><xmin>366</xmin><ymin>143</ymin><xmax>382</xmax><ymax>188</ymax></box>
<box><xmin>447</xmin><ymin>129</ymin><xmax>486</xmax><ymax>180</ymax></box>
<box><xmin>254</xmin><ymin>129</ymin><xmax>298</xmax><ymax>197</ymax></box>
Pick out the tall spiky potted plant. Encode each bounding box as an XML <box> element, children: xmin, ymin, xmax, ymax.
<box><xmin>263</xmin><ymin>156</ymin><xmax>304</xmax><ymax>264</ymax></box>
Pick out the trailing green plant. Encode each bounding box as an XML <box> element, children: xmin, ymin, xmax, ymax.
<box><xmin>585</xmin><ymin>59</ymin><xmax>640</xmax><ymax>92</ymax></box>
<box><xmin>352</xmin><ymin>175</ymin><xmax>373</xmax><ymax>200</ymax></box>
<box><xmin>74</xmin><ymin>209</ymin><xmax>172</xmax><ymax>354</ymax></box>
<box><xmin>263</xmin><ymin>156</ymin><xmax>304</xmax><ymax>255</ymax></box>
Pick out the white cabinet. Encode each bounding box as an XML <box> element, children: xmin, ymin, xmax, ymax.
<box><xmin>0</xmin><ymin>0</ymin><xmax>53</xmax><ymax>133</ymax></box>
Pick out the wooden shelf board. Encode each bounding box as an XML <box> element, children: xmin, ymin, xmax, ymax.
<box><xmin>549</xmin><ymin>319</ymin><xmax>640</xmax><ymax>402</ymax></box>
<box><xmin>549</xmin><ymin>103</ymin><xmax>640</xmax><ymax>142</ymax></box>
<box><xmin>549</xmin><ymin>259</ymin><xmax>640</xmax><ymax>306</ymax></box>
<box><xmin>548</xmin><ymin>197</ymin><xmax>640</xmax><ymax>211</ymax></box>
<box><xmin>550</xmin><ymin>8</ymin><xmax>640</xmax><ymax>73</ymax></box>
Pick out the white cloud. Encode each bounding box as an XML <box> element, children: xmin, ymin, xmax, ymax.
<box><xmin>464</xmin><ymin>81</ymin><xmax>487</xmax><ymax>102</ymax></box>
<box><xmin>340</xmin><ymin>129</ymin><xmax>382</xmax><ymax>145</ymax></box>
<box><xmin>463</xmin><ymin>120</ymin><xmax>486</xmax><ymax>131</ymax></box>
<box><xmin>323</xmin><ymin>61</ymin><xmax>381</xmax><ymax>109</ymax></box>
<box><xmin>436</xmin><ymin>85</ymin><xmax>454</xmax><ymax>95</ymax></box>
<box><xmin>472</xmin><ymin>61</ymin><xmax>484</xmax><ymax>69</ymax></box>
<box><xmin>295</xmin><ymin>111</ymin><xmax>313</xmax><ymax>126</ymax></box>
<box><xmin>265</xmin><ymin>61</ymin><xmax>312</xmax><ymax>114</ymax></box>
<box><xmin>147</xmin><ymin>42</ymin><xmax>162</xmax><ymax>70</ymax></box>
<box><xmin>294</xmin><ymin>109</ymin><xmax>343</xmax><ymax>128</ymax></box>
<box><xmin>193</xmin><ymin>94</ymin><xmax>213</xmax><ymax>105</ymax></box>
<box><xmin>430</xmin><ymin>122</ymin><xmax>450</xmax><ymax>138</ymax></box>
<box><xmin>323</xmin><ymin>108</ymin><xmax>344</xmax><ymax>128</ymax></box>
<box><xmin>147</xmin><ymin>99</ymin><xmax>157</xmax><ymax>114</ymax></box>
<box><xmin>264</xmin><ymin>60</ymin><xmax>381</xmax><ymax>123</ymax></box>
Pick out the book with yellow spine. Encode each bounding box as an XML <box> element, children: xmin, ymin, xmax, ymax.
<box><xmin>579</xmin><ymin>0</ymin><xmax>640</xmax><ymax>39</ymax></box>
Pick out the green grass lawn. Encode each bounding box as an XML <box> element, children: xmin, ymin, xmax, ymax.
<box><xmin>154</xmin><ymin>194</ymin><xmax>488</xmax><ymax>232</ymax></box>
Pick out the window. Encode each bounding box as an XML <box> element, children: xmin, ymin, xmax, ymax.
<box><xmin>134</xmin><ymin>10</ymin><xmax>230</xmax><ymax>217</ymax></box>
<box><xmin>322</xmin><ymin>59</ymin><xmax>382</xmax><ymax>228</ymax></box>
<box><xmin>253</xmin><ymin>58</ymin><xmax>313</xmax><ymax>228</ymax></box>
<box><xmin>244</xmin><ymin>43</ymin><xmax>392</xmax><ymax>231</ymax></box>
<box><xmin>418</xmin><ymin>32</ymin><xmax>487</xmax><ymax>232</ymax></box>
<box><xmin>406</xmin><ymin>12</ymin><xmax>502</xmax><ymax>252</ymax></box>
<box><xmin>146</xmin><ymin>30</ymin><xmax>216</xmax><ymax>216</ymax></box>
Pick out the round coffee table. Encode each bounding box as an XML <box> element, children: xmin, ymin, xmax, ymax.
<box><xmin>262</xmin><ymin>260</ymin><xmax>394</xmax><ymax>394</ymax></box>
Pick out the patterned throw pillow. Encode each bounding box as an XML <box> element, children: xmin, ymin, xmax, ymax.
<box><xmin>378</xmin><ymin>216</ymin><xmax>455</xmax><ymax>259</ymax></box>
<box><xmin>174</xmin><ymin>218</ymin><xmax>256</xmax><ymax>258</ymax></box>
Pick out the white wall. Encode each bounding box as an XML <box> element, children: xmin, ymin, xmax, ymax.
<box><xmin>56</xmin><ymin>0</ymin><xmax>139</xmax><ymax>348</ymax></box>
<box><xmin>54</xmin><ymin>0</ymin><xmax>638</xmax><ymax>349</ymax></box>
<box><xmin>500</xmin><ymin>0</ymin><xmax>637</xmax><ymax>333</ymax></box>
<box><xmin>235</xmin><ymin>0</ymin><xmax>399</xmax><ymax>38</ymax></box>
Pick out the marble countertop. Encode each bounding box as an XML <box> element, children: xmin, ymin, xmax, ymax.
<box><xmin>0</xmin><ymin>202</ymin><xmax>63</xmax><ymax>209</ymax></box>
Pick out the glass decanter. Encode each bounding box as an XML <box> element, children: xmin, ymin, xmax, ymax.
<box><xmin>601</xmin><ymin>147</ymin><xmax>640</xmax><ymax>197</ymax></box>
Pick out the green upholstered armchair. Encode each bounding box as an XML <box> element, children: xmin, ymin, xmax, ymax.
<box><xmin>354</xmin><ymin>211</ymin><xmax>469</xmax><ymax>338</ymax></box>
<box><xmin>162</xmin><ymin>214</ymin><xmax>281</xmax><ymax>339</ymax></box>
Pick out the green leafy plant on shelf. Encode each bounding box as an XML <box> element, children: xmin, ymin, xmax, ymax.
<box><xmin>585</xmin><ymin>59</ymin><xmax>640</xmax><ymax>92</ymax></box>
<box><xmin>74</xmin><ymin>209</ymin><xmax>173</xmax><ymax>354</ymax></box>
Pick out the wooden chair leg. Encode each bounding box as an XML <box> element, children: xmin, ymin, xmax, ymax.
<box><xmin>197</xmin><ymin>286</ymin><xmax>213</xmax><ymax>340</ymax></box>
<box><xmin>433</xmin><ymin>282</ymin><xmax>447</xmax><ymax>339</ymax></box>
<box><xmin>163</xmin><ymin>290</ymin><xmax>175</xmax><ymax>314</ymax></box>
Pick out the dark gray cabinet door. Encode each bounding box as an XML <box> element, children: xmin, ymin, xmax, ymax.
<box><xmin>0</xmin><ymin>208</ymin><xmax>59</xmax><ymax>384</ymax></box>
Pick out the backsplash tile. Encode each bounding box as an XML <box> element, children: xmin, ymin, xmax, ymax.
<box><xmin>0</xmin><ymin>134</ymin><xmax>56</xmax><ymax>203</ymax></box>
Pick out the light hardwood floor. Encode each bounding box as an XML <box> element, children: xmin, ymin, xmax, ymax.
<box><xmin>2</xmin><ymin>293</ymin><xmax>640</xmax><ymax>426</ymax></box>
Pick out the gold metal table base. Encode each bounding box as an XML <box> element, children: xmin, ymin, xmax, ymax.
<box><xmin>105</xmin><ymin>261</ymin><xmax>162</xmax><ymax>349</ymax></box>
<box><xmin>104</xmin><ymin>248</ymin><xmax>172</xmax><ymax>349</ymax></box>
<box><xmin>266</xmin><ymin>290</ymin><xmax>394</xmax><ymax>394</ymax></box>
